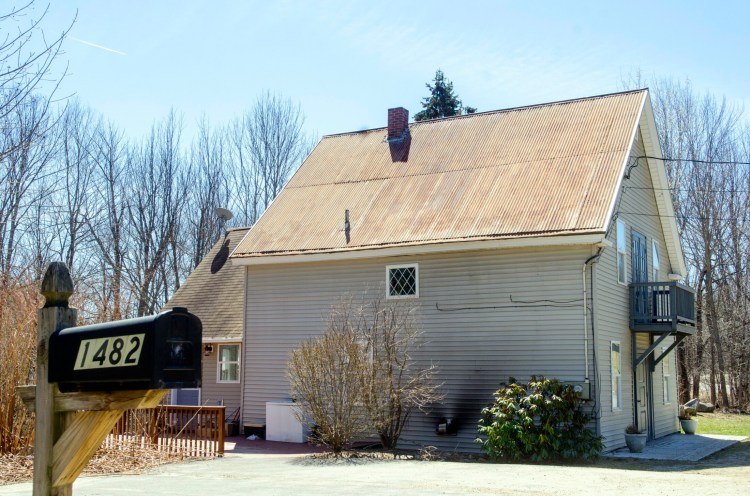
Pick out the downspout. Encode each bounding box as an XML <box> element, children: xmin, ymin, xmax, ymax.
<box><xmin>582</xmin><ymin>244</ymin><xmax>606</xmax><ymax>384</ymax></box>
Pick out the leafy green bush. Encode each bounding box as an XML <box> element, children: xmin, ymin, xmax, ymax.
<box><xmin>476</xmin><ymin>376</ymin><xmax>602</xmax><ymax>461</ymax></box>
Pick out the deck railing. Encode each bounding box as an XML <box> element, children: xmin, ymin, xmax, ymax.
<box><xmin>629</xmin><ymin>281</ymin><xmax>696</xmax><ymax>331</ymax></box>
<box><xmin>103</xmin><ymin>405</ymin><xmax>225</xmax><ymax>457</ymax></box>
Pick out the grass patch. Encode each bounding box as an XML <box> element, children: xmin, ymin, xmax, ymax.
<box><xmin>696</xmin><ymin>412</ymin><xmax>750</xmax><ymax>436</ymax></box>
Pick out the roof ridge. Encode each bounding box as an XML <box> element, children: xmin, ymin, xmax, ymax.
<box><xmin>322</xmin><ymin>89</ymin><xmax>648</xmax><ymax>138</ymax></box>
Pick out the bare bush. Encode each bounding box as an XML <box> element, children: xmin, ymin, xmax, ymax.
<box><xmin>359</xmin><ymin>297</ymin><xmax>443</xmax><ymax>450</ymax></box>
<box><xmin>288</xmin><ymin>307</ymin><xmax>369</xmax><ymax>455</ymax></box>
<box><xmin>0</xmin><ymin>279</ymin><xmax>41</xmax><ymax>454</ymax></box>
<box><xmin>288</xmin><ymin>294</ymin><xmax>442</xmax><ymax>454</ymax></box>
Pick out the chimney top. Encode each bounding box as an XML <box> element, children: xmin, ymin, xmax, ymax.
<box><xmin>387</xmin><ymin>107</ymin><xmax>409</xmax><ymax>141</ymax></box>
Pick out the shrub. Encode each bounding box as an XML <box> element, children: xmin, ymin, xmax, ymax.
<box><xmin>288</xmin><ymin>293</ymin><xmax>443</xmax><ymax>454</ymax></box>
<box><xmin>476</xmin><ymin>376</ymin><xmax>602</xmax><ymax>461</ymax></box>
<box><xmin>358</xmin><ymin>297</ymin><xmax>442</xmax><ymax>450</ymax></box>
<box><xmin>287</xmin><ymin>306</ymin><xmax>370</xmax><ymax>455</ymax></box>
<box><xmin>0</xmin><ymin>280</ymin><xmax>41</xmax><ymax>454</ymax></box>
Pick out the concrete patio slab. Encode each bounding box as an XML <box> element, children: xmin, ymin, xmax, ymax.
<box><xmin>605</xmin><ymin>433</ymin><xmax>747</xmax><ymax>461</ymax></box>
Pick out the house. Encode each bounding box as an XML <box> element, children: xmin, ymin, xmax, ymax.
<box><xmin>229</xmin><ymin>89</ymin><xmax>695</xmax><ymax>452</ymax></box>
<box><xmin>163</xmin><ymin>227</ymin><xmax>250</xmax><ymax>418</ymax></box>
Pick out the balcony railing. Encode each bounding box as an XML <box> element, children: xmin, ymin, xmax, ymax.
<box><xmin>629</xmin><ymin>282</ymin><xmax>696</xmax><ymax>332</ymax></box>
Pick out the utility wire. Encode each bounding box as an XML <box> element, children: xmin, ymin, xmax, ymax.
<box><xmin>618</xmin><ymin>211</ymin><xmax>749</xmax><ymax>222</ymax></box>
<box><xmin>636</xmin><ymin>155</ymin><xmax>750</xmax><ymax>166</ymax></box>
<box><xmin>624</xmin><ymin>185</ymin><xmax>750</xmax><ymax>194</ymax></box>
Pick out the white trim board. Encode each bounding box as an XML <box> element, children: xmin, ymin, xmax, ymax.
<box><xmin>231</xmin><ymin>233</ymin><xmax>607</xmax><ymax>266</ymax></box>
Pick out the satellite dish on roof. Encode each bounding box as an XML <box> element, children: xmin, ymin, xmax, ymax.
<box><xmin>216</xmin><ymin>207</ymin><xmax>233</xmax><ymax>222</ymax></box>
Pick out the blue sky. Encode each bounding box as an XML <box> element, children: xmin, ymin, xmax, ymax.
<box><xmin>43</xmin><ymin>1</ymin><xmax>748</xmax><ymax>142</ymax></box>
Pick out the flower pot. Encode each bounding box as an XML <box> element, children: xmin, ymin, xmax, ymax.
<box><xmin>624</xmin><ymin>432</ymin><xmax>647</xmax><ymax>453</ymax></box>
<box><xmin>680</xmin><ymin>419</ymin><xmax>697</xmax><ymax>435</ymax></box>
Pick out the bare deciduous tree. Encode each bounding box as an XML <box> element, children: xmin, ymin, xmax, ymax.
<box><xmin>125</xmin><ymin>111</ymin><xmax>187</xmax><ymax>316</ymax></box>
<box><xmin>229</xmin><ymin>92</ymin><xmax>310</xmax><ymax>226</ymax></box>
<box><xmin>0</xmin><ymin>1</ymin><xmax>70</xmax><ymax>149</ymax></box>
<box><xmin>0</xmin><ymin>94</ymin><xmax>58</xmax><ymax>286</ymax></box>
<box><xmin>86</xmin><ymin>120</ymin><xmax>129</xmax><ymax>320</ymax></box>
<box><xmin>186</xmin><ymin>117</ymin><xmax>229</xmax><ymax>269</ymax></box>
<box><xmin>624</xmin><ymin>73</ymin><xmax>749</xmax><ymax>407</ymax></box>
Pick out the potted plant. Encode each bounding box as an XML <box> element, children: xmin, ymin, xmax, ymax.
<box><xmin>624</xmin><ymin>424</ymin><xmax>647</xmax><ymax>453</ymax></box>
<box><xmin>679</xmin><ymin>411</ymin><xmax>698</xmax><ymax>435</ymax></box>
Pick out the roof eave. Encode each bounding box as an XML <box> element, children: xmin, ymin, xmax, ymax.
<box><xmin>231</xmin><ymin>232</ymin><xmax>607</xmax><ymax>266</ymax></box>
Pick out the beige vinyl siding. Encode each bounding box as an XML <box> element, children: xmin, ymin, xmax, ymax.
<box><xmin>650</xmin><ymin>336</ymin><xmax>679</xmax><ymax>436</ymax></box>
<box><xmin>594</xmin><ymin>130</ymin><xmax>679</xmax><ymax>450</ymax></box>
<box><xmin>244</xmin><ymin>245</ymin><xmax>596</xmax><ymax>452</ymax></box>
<box><xmin>200</xmin><ymin>343</ymin><xmax>242</xmax><ymax>416</ymax></box>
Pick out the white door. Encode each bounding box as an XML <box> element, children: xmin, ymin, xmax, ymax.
<box><xmin>636</xmin><ymin>361</ymin><xmax>650</xmax><ymax>436</ymax></box>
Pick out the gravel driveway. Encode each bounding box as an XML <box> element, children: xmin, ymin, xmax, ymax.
<box><xmin>3</xmin><ymin>445</ymin><xmax>750</xmax><ymax>496</ymax></box>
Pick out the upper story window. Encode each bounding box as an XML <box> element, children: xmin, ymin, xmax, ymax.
<box><xmin>616</xmin><ymin>219</ymin><xmax>627</xmax><ymax>284</ymax></box>
<box><xmin>386</xmin><ymin>264</ymin><xmax>419</xmax><ymax>299</ymax></box>
<box><xmin>217</xmin><ymin>344</ymin><xmax>241</xmax><ymax>383</ymax></box>
<box><xmin>652</xmin><ymin>240</ymin><xmax>661</xmax><ymax>282</ymax></box>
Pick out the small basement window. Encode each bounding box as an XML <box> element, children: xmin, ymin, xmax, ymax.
<box><xmin>217</xmin><ymin>344</ymin><xmax>241</xmax><ymax>383</ymax></box>
<box><xmin>386</xmin><ymin>264</ymin><xmax>419</xmax><ymax>299</ymax></box>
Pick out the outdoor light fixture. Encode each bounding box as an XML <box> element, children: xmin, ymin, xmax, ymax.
<box><xmin>204</xmin><ymin>344</ymin><xmax>214</xmax><ymax>356</ymax></box>
<box><xmin>435</xmin><ymin>417</ymin><xmax>458</xmax><ymax>436</ymax></box>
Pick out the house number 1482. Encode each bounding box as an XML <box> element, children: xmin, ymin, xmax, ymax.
<box><xmin>74</xmin><ymin>334</ymin><xmax>145</xmax><ymax>370</ymax></box>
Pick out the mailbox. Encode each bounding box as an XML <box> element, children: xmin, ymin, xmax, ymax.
<box><xmin>49</xmin><ymin>307</ymin><xmax>202</xmax><ymax>392</ymax></box>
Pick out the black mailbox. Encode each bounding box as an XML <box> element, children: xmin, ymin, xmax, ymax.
<box><xmin>49</xmin><ymin>307</ymin><xmax>202</xmax><ymax>392</ymax></box>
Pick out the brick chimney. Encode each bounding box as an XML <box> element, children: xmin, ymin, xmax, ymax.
<box><xmin>387</xmin><ymin>107</ymin><xmax>409</xmax><ymax>141</ymax></box>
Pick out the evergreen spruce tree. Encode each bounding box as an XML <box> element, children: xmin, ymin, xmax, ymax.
<box><xmin>414</xmin><ymin>69</ymin><xmax>476</xmax><ymax>121</ymax></box>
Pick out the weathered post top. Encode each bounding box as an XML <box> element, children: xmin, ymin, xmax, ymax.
<box><xmin>41</xmin><ymin>262</ymin><xmax>73</xmax><ymax>308</ymax></box>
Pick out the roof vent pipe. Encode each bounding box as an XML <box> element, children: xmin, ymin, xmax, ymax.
<box><xmin>387</xmin><ymin>107</ymin><xmax>409</xmax><ymax>141</ymax></box>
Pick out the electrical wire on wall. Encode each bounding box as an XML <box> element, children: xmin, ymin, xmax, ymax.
<box><xmin>435</xmin><ymin>295</ymin><xmax>582</xmax><ymax>312</ymax></box>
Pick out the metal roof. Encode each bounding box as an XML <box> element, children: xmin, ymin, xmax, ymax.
<box><xmin>164</xmin><ymin>227</ymin><xmax>250</xmax><ymax>340</ymax></box>
<box><xmin>232</xmin><ymin>90</ymin><xmax>647</xmax><ymax>258</ymax></box>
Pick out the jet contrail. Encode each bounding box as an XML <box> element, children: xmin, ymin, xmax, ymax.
<box><xmin>70</xmin><ymin>36</ymin><xmax>127</xmax><ymax>56</ymax></box>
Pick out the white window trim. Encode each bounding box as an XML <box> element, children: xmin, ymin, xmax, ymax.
<box><xmin>662</xmin><ymin>346</ymin><xmax>671</xmax><ymax>405</ymax></box>
<box><xmin>385</xmin><ymin>263</ymin><xmax>419</xmax><ymax>299</ymax></box>
<box><xmin>616</xmin><ymin>219</ymin><xmax>627</xmax><ymax>285</ymax></box>
<box><xmin>652</xmin><ymin>240</ymin><xmax>661</xmax><ymax>282</ymax></box>
<box><xmin>611</xmin><ymin>341</ymin><xmax>622</xmax><ymax>411</ymax></box>
<box><xmin>216</xmin><ymin>343</ymin><xmax>241</xmax><ymax>384</ymax></box>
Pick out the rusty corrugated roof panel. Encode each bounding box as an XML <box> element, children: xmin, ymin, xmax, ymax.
<box><xmin>233</xmin><ymin>90</ymin><xmax>646</xmax><ymax>258</ymax></box>
<box><xmin>164</xmin><ymin>227</ymin><xmax>250</xmax><ymax>340</ymax></box>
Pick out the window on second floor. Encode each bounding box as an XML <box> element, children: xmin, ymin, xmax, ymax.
<box><xmin>616</xmin><ymin>220</ymin><xmax>626</xmax><ymax>284</ymax></box>
<box><xmin>386</xmin><ymin>264</ymin><xmax>419</xmax><ymax>299</ymax></box>
<box><xmin>652</xmin><ymin>240</ymin><xmax>661</xmax><ymax>282</ymax></box>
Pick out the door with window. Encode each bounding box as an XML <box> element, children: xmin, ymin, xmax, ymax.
<box><xmin>631</xmin><ymin>231</ymin><xmax>648</xmax><ymax>323</ymax></box>
<box><xmin>631</xmin><ymin>231</ymin><xmax>647</xmax><ymax>283</ymax></box>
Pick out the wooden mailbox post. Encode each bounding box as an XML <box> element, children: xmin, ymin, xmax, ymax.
<box><xmin>25</xmin><ymin>262</ymin><xmax>201</xmax><ymax>495</ymax></box>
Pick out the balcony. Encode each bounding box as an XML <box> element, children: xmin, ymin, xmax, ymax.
<box><xmin>629</xmin><ymin>282</ymin><xmax>696</xmax><ymax>334</ymax></box>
